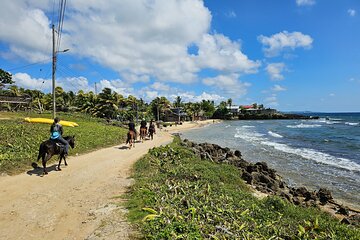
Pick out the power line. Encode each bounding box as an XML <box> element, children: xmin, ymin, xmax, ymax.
<box><xmin>5</xmin><ymin>59</ymin><xmax>51</xmax><ymax>72</ymax></box>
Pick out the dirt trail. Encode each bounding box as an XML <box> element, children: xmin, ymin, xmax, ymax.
<box><xmin>0</xmin><ymin>131</ymin><xmax>173</xmax><ymax>240</ymax></box>
<box><xmin>0</xmin><ymin>120</ymin><xmax>216</xmax><ymax>240</ymax></box>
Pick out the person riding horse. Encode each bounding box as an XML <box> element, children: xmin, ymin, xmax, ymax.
<box><xmin>148</xmin><ymin>120</ymin><xmax>156</xmax><ymax>140</ymax></box>
<box><xmin>139</xmin><ymin>118</ymin><xmax>147</xmax><ymax>141</ymax></box>
<box><xmin>50</xmin><ymin>117</ymin><xmax>69</xmax><ymax>156</ymax></box>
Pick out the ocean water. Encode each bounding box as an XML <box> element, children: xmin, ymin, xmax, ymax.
<box><xmin>182</xmin><ymin>113</ymin><xmax>360</xmax><ymax>208</ymax></box>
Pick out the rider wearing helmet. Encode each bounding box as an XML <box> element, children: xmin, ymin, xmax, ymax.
<box><xmin>50</xmin><ymin>117</ymin><xmax>69</xmax><ymax>155</ymax></box>
<box><xmin>140</xmin><ymin>118</ymin><xmax>147</xmax><ymax>131</ymax></box>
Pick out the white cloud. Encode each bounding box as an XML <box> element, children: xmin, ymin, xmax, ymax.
<box><xmin>0</xmin><ymin>2</ymin><xmax>51</xmax><ymax>62</ymax></box>
<box><xmin>12</xmin><ymin>73</ymin><xmax>51</xmax><ymax>91</ymax></box>
<box><xmin>264</xmin><ymin>94</ymin><xmax>279</xmax><ymax>107</ymax></box>
<box><xmin>196</xmin><ymin>34</ymin><xmax>260</xmax><ymax>73</ymax></box>
<box><xmin>329</xmin><ymin>93</ymin><xmax>335</xmax><ymax>97</ymax></box>
<box><xmin>225</xmin><ymin>10</ymin><xmax>237</xmax><ymax>18</ymax></box>
<box><xmin>348</xmin><ymin>9</ymin><xmax>356</xmax><ymax>17</ymax></box>
<box><xmin>202</xmin><ymin>74</ymin><xmax>251</xmax><ymax>98</ymax></box>
<box><xmin>258</xmin><ymin>31</ymin><xmax>313</xmax><ymax>57</ymax></box>
<box><xmin>266</xmin><ymin>63</ymin><xmax>286</xmax><ymax>80</ymax></box>
<box><xmin>0</xmin><ymin>0</ymin><xmax>260</xmax><ymax>85</ymax></box>
<box><xmin>12</xmin><ymin>72</ymin><xmax>93</xmax><ymax>93</ymax></box>
<box><xmin>151</xmin><ymin>82</ymin><xmax>171</xmax><ymax>92</ymax></box>
<box><xmin>296</xmin><ymin>0</ymin><xmax>315</xmax><ymax>6</ymax></box>
<box><xmin>271</xmin><ymin>84</ymin><xmax>287</xmax><ymax>92</ymax></box>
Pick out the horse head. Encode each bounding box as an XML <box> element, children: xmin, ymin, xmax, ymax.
<box><xmin>64</xmin><ymin>135</ymin><xmax>76</xmax><ymax>149</ymax></box>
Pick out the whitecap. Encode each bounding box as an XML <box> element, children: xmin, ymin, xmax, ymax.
<box><xmin>242</xmin><ymin>125</ymin><xmax>255</xmax><ymax>128</ymax></box>
<box><xmin>260</xmin><ymin>141</ymin><xmax>360</xmax><ymax>172</ymax></box>
<box><xmin>287</xmin><ymin>123</ymin><xmax>322</xmax><ymax>128</ymax></box>
<box><xmin>268</xmin><ymin>131</ymin><xmax>283</xmax><ymax>138</ymax></box>
<box><xmin>345</xmin><ymin>122</ymin><xmax>359</xmax><ymax>126</ymax></box>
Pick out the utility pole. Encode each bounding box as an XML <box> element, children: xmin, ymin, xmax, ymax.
<box><xmin>52</xmin><ymin>24</ymin><xmax>56</xmax><ymax>119</ymax></box>
<box><xmin>94</xmin><ymin>82</ymin><xmax>97</xmax><ymax>95</ymax></box>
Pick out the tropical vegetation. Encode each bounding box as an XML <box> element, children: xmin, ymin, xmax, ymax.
<box><xmin>0</xmin><ymin>68</ymin><xmax>237</xmax><ymax>121</ymax></box>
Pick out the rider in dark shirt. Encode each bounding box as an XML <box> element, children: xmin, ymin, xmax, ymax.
<box><xmin>128</xmin><ymin>119</ymin><xmax>137</xmax><ymax>138</ymax></box>
<box><xmin>140</xmin><ymin>118</ymin><xmax>147</xmax><ymax>130</ymax></box>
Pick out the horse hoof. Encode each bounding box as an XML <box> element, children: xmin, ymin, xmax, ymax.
<box><xmin>44</xmin><ymin>172</ymin><xmax>48</xmax><ymax>175</ymax></box>
<box><xmin>65</xmin><ymin>163</ymin><xmax>68</xmax><ymax>166</ymax></box>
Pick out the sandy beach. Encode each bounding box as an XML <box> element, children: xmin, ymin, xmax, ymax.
<box><xmin>0</xmin><ymin>119</ymin><xmax>218</xmax><ymax>240</ymax></box>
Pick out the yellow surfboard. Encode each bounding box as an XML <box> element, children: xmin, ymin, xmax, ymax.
<box><xmin>24</xmin><ymin>117</ymin><xmax>79</xmax><ymax>127</ymax></box>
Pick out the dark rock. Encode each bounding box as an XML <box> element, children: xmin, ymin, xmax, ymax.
<box><xmin>336</xmin><ymin>206</ymin><xmax>349</xmax><ymax>216</ymax></box>
<box><xmin>279</xmin><ymin>191</ymin><xmax>292</xmax><ymax>202</ymax></box>
<box><xmin>241</xmin><ymin>171</ymin><xmax>252</xmax><ymax>184</ymax></box>
<box><xmin>267</xmin><ymin>181</ymin><xmax>279</xmax><ymax>193</ymax></box>
<box><xmin>252</xmin><ymin>172</ymin><xmax>272</xmax><ymax>184</ymax></box>
<box><xmin>347</xmin><ymin>214</ymin><xmax>360</xmax><ymax>227</ymax></box>
<box><xmin>246</xmin><ymin>164</ymin><xmax>259</xmax><ymax>173</ymax></box>
<box><xmin>341</xmin><ymin>218</ymin><xmax>351</xmax><ymax>225</ymax></box>
<box><xmin>304</xmin><ymin>191</ymin><xmax>317</xmax><ymax>202</ymax></box>
<box><xmin>225</xmin><ymin>151</ymin><xmax>235</xmax><ymax>159</ymax></box>
<box><xmin>234</xmin><ymin>150</ymin><xmax>242</xmax><ymax>158</ymax></box>
<box><xmin>292</xmin><ymin>197</ymin><xmax>301</xmax><ymax>205</ymax></box>
<box><xmin>235</xmin><ymin>159</ymin><xmax>249</xmax><ymax>169</ymax></box>
<box><xmin>293</xmin><ymin>187</ymin><xmax>309</xmax><ymax>197</ymax></box>
<box><xmin>317</xmin><ymin>188</ymin><xmax>333</xmax><ymax>204</ymax></box>
<box><xmin>255</xmin><ymin>162</ymin><xmax>269</xmax><ymax>172</ymax></box>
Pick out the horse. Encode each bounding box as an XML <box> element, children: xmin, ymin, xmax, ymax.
<box><xmin>148</xmin><ymin>125</ymin><xmax>155</xmax><ymax>140</ymax></box>
<box><xmin>126</xmin><ymin>130</ymin><xmax>136</xmax><ymax>149</ymax></box>
<box><xmin>37</xmin><ymin>136</ymin><xmax>75</xmax><ymax>175</ymax></box>
<box><xmin>139</xmin><ymin>127</ymin><xmax>147</xmax><ymax>142</ymax></box>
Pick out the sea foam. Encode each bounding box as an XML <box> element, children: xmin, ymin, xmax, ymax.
<box><xmin>260</xmin><ymin>141</ymin><xmax>360</xmax><ymax>172</ymax></box>
<box><xmin>268</xmin><ymin>131</ymin><xmax>283</xmax><ymax>138</ymax></box>
<box><xmin>287</xmin><ymin>123</ymin><xmax>322</xmax><ymax>128</ymax></box>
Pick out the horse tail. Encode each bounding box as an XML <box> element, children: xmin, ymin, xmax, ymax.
<box><xmin>126</xmin><ymin>132</ymin><xmax>130</xmax><ymax>144</ymax></box>
<box><xmin>37</xmin><ymin>143</ymin><xmax>44</xmax><ymax>161</ymax></box>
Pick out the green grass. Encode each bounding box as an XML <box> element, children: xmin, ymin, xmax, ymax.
<box><xmin>125</xmin><ymin>137</ymin><xmax>360</xmax><ymax>239</ymax></box>
<box><xmin>0</xmin><ymin>111</ymin><xmax>127</xmax><ymax>174</ymax></box>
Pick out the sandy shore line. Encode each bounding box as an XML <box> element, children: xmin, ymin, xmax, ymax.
<box><xmin>0</xmin><ymin>119</ymin><xmax>219</xmax><ymax>240</ymax></box>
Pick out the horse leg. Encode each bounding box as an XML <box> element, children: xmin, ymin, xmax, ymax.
<box><xmin>64</xmin><ymin>155</ymin><xmax>68</xmax><ymax>166</ymax></box>
<box><xmin>57</xmin><ymin>155</ymin><xmax>63</xmax><ymax>171</ymax></box>
<box><xmin>42</xmin><ymin>154</ymin><xmax>51</xmax><ymax>175</ymax></box>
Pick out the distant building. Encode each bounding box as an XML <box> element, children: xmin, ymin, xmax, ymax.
<box><xmin>164</xmin><ymin>108</ymin><xmax>189</xmax><ymax>122</ymax></box>
<box><xmin>226</xmin><ymin>105</ymin><xmax>240</xmax><ymax>115</ymax></box>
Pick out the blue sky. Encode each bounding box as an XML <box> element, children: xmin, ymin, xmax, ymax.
<box><xmin>0</xmin><ymin>0</ymin><xmax>359</xmax><ymax>112</ymax></box>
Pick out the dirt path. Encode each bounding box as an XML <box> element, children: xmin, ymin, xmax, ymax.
<box><xmin>0</xmin><ymin>131</ymin><xmax>173</xmax><ymax>240</ymax></box>
<box><xmin>0</xmin><ymin>120</ymin><xmax>217</xmax><ymax>240</ymax></box>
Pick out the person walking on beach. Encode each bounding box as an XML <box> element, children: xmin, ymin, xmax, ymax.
<box><xmin>50</xmin><ymin>117</ymin><xmax>69</xmax><ymax>156</ymax></box>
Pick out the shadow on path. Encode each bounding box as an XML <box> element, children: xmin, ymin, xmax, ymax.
<box><xmin>27</xmin><ymin>163</ymin><xmax>59</xmax><ymax>177</ymax></box>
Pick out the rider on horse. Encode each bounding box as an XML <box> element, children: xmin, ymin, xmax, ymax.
<box><xmin>50</xmin><ymin>117</ymin><xmax>69</xmax><ymax>156</ymax></box>
<box><xmin>140</xmin><ymin>118</ymin><xmax>147</xmax><ymax>132</ymax></box>
<box><xmin>148</xmin><ymin>119</ymin><xmax>156</xmax><ymax>140</ymax></box>
<box><xmin>128</xmin><ymin>119</ymin><xmax>137</xmax><ymax>137</ymax></box>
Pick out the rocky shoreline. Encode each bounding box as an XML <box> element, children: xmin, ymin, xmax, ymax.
<box><xmin>180</xmin><ymin>138</ymin><xmax>360</xmax><ymax>226</ymax></box>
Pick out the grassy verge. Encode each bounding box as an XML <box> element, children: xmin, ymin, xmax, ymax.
<box><xmin>0</xmin><ymin>111</ymin><xmax>127</xmax><ymax>174</ymax></box>
<box><xmin>126</xmin><ymin>137</ymin><xmax>360</xmax><ymax>239</ymax></box>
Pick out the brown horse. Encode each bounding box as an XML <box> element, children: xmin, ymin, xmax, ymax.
<box><xmin>126</xmin><ymin>130</ymin><xmax>136</xmax><ymax>149</ymax></box>
<box><xmin>139</xmin><ymin>127</ymin><xmax>147</xmax><ymax>142</ymax></box>
<box><xmin>148</xmin><ymin>124</ymin><xmax>155</xmax><ymax>140</ymax></box>
<box><xmin>37</xmin><ymin>136</ymin><xmax>75</xmax><ymax>175</ymax></box>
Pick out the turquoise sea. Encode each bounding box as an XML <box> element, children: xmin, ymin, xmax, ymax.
<box><xmin>182</xmin><ymin>113</ymin><xmax>360</xmax><ymax>208</ymax></box>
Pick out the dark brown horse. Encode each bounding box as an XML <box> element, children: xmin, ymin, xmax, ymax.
<box><xmin>37</xmin><ymin>136</ymin><xmax>75</xmax><ymax>175</ymax></box>
<box><xmin>148</xmin><ymin>125</ymin><xmax>155</xmax><ymax>140</ymax></box>
<box><xmin>126</xmin><ymin>130</ymin><xmax>136</xmax><ymax>149</ymax></box>
<box><xmin>139</xmin><ymin>127</ymin><xmax>147</xmax><ymax>142</ymax></box>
